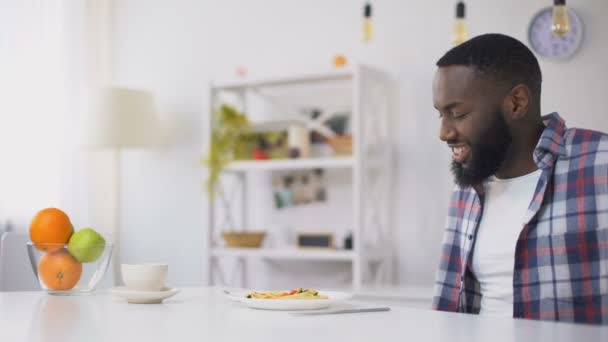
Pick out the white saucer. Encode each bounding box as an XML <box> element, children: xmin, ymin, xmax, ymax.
<box><xmin>111</xmin><ymin>286</ymin><xmax>180</xmax><ymax>304</ymax></box>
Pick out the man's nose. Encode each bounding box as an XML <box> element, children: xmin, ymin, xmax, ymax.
<box><xmin>439</xmin><ymin>117</ymin><xmax>457</xmax><ymax>142</ymax></box>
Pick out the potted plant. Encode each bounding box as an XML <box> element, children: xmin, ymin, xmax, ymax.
<box><xmin>203</xmin><ymin>104</ymin><xmax>271</xmax><ymax>248</ymax></box>
<box><xmin>203</xmin><ymin>103</ymin><xmax>250</xmax><ymax>201</ymax></box>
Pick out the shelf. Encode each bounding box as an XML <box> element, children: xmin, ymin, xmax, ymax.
<box><xmin>224</xmin><ymin>157</ymin><xmax>354</xmax><ymax>172</ymax></box>
<box><xmin>208</xmin><ymin>64</ymin><xmax>392</xmax><ymax>289</ymax></box>
<box><xmin>212</xmin><ymin>69</ymin><xmax>354</xmax><ymax>91</ymax></box>
<box><xmin>211</xmin><ymin>247</ymin><xmax>355</xmax><ymax>261</ymax></box>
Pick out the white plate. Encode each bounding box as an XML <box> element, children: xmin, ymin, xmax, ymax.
<box><xmin>231</xmin><ymin>290</ymin><xmax>352</xmax><ymax>311</ymax></box>
<box><xmin>111</xmin><ymin>286</ymin><xmax>180</xmax><ymax>304</ymax></box>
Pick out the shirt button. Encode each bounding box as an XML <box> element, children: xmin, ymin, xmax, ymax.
<box><xmin>468</xmin><ymin>235</ymin><xmax>473</xmax><ymax>240</ymax></box>
<box><xmin>461</xmin><ymin>275</ymin><xmax>464</xmax><ymax>281</ymax></box>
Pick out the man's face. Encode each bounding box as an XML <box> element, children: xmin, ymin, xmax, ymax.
<box><xmin>432</xmin><ymin>65</ymin><xmax>512</xmax><ymax>186</ymax></box>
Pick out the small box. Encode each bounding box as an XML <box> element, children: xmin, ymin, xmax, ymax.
<box><xmin>297</xmin><ymin>233</ymin><xmax>334</xmax><ymax>249</ymax></box>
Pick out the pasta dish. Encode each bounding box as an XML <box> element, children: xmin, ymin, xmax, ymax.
<box><xmin>245</xmin><ymin>288</ymin><xmax>328</xmax><ymax>300</ymax></box>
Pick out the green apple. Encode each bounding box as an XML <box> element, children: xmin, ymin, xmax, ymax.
<box><xmin>68</xmin><ymin>228</ymin><xmax>105</xmax><ymax>263</ymax></box>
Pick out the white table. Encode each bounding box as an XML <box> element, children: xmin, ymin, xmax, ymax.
<box><xmin>0</xmin><ymin>287</ymin><xmax>605</xmax><ymax>342</ymax></box>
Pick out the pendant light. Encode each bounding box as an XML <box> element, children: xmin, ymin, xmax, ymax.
<box><xmin>452</xmin><ymin>2</ymin><xmax>468</xmax><ymax>45</ymax></box>
<box><xmin>551</xmin><ymin>0</ymin><xmax>571</xmax><ymax>37</ymax></box>
<box><xmin>363</xmin><ymin>2</ymin><xmax>373</xmax><ymax>42</ymax></box>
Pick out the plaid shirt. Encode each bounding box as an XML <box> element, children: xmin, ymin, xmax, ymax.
<box><xmin>432</xmin><ymin>113</ymin><xmax>608</xmax><ymax>324</ymax></box>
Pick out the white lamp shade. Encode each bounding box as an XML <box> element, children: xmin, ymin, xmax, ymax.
<box><xmin>88</xmin><ymin>87</ymin><xmax>160</xmax><ymax>148</ymax></box>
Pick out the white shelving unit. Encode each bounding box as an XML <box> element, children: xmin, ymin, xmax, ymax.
<box><xmin>205</xmin><ymin>65</ymin><xmax>392</xmax><ymax>290</ymax></box>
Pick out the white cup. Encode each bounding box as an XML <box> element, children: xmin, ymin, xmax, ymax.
<box><xmin>121</xmin><ymin>263</ymin><xmax>168</xmax><ymax>292</ymax></box>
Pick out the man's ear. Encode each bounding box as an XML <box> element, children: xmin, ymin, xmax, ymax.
<box><xmin>504</xmin><ymin>84</ymin><xmax>530</xmax><ymax>121</ymax></box>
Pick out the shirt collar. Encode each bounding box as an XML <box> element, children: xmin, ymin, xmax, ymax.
<box><xmin>533</xmin><ymin>112</ymin><xmax>568</xmax><ymax>169</ymax></box>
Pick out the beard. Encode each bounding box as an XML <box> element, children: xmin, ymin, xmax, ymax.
<box><xmin>451</xmin><ymin>111</ymin><xmax>512</xmax><ymax>187</ymax></box>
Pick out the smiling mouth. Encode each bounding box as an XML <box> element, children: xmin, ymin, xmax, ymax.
<box><xmin>451</xmin><ymin>145</ymin><xmax>471</xmax><ymax>164</ymax></box>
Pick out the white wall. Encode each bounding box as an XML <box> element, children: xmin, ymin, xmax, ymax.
<box><xmin>0</xmin><ymin>1</ymin><xmax>72</xmax><ymax>227</ymax></box>
<box><xmin>112</xmin><ymin>0</ymin><xmax>608</xmax><ymax>288</ymax></box>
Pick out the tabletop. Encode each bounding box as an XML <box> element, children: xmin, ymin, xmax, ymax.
<box><xmin>0</xmin><ymin>287</ymin><xmax>605</xmax><ymax>342</ymax></box>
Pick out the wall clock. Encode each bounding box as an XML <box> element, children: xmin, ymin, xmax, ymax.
<box><xmin>527</xmin><ymin>6</ymin><xmax>584</xmax><ymax>60</ymax></box>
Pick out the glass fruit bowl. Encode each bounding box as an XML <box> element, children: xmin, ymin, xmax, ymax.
<box><xmin>26</xmin><ymin>242</ymin><xmax>113</xmax><ymax>295</ymax></box>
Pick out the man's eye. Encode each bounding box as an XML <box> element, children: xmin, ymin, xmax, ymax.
<box><xmin>453</xmin><ymin>112</ymin><xmax>469</xmax><ymax>119</ymax></box>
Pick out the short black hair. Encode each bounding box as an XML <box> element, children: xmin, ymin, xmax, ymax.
<box><xmin>436</xmin><ymin>33</ymin><xmax>542</xmax><ymax>101</ymax></box>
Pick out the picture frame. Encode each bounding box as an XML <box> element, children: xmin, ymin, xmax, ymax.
<box><xmin>296</xmin><ymin>232</ymin><xmax>334</xmax><ymax>249</ymax></box>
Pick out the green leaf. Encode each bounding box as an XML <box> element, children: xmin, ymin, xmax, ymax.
<box><xmin>202</xmin><ymin>104</ymin><xmax>250</xmax><ymax>200</ymax></box>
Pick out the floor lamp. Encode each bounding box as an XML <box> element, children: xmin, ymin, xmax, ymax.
<box><xmin>88</xmin><ymin>87</ymin><xmax>160</xmax><ymax>286</ymax></box>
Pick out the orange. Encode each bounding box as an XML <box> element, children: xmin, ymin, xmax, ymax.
<box><xmin>29</xmin><ymin>208</ymin><xmax>73</xmax><ymax>252</ymax></box>
<box><xmin>38</xmin><ymin>250</ymin><xmax>83</xmax><ymax>291</ymax></box>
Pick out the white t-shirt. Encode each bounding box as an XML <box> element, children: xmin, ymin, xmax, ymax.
<box><xmin>472</xmin><ymin>169</ymin><xmax>542</xmax><ymax>316</ymax></box>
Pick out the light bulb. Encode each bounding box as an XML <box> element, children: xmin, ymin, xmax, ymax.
<box><xmin>452</xmin><ymin>2</ymin><xmax>468</xmax><ymax>45</ymax></box>
<box><xmin>551</xmin><ymin>0</ymin><xmax>570</xmax><ymax>37</ymax></box>
<box><xmin>363</xmin><ymin>3</ymin><xmax>373</xmax><ymax>42</ymax></box>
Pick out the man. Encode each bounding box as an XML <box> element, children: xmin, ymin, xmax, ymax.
<box><xmin>431</xmin><ymin>33</ymin><xmax>608</xmax><ymax>324</ymax></box>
